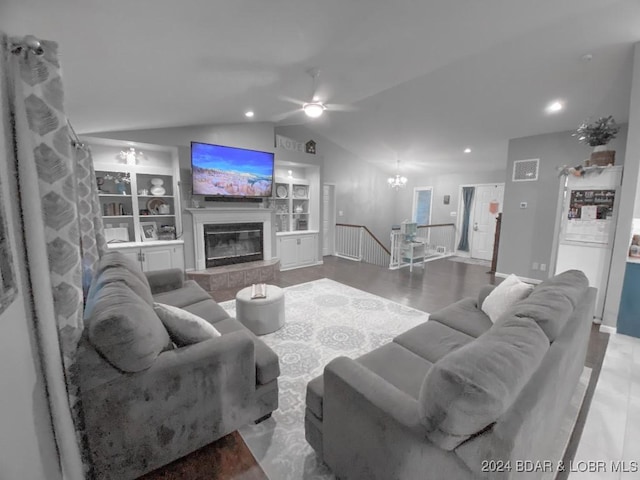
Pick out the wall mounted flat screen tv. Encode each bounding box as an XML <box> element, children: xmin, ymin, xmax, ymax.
<box><xmin>191</xmin><ymin>142</ymin><xmax>274</xmax><ymax>198</ymax></box>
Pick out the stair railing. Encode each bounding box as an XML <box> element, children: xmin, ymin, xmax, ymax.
<box><xmin>335</xmin><ymin>223</ymin><xmax>391</xmax><ymax>267</ymax></box>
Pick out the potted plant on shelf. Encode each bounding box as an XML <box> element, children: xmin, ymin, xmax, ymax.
<box><xmin>574</xmin><ymin>115</ymin><xmax>620</xmax><ymax>166</ymax></box>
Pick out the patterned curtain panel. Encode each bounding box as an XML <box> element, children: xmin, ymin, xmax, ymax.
<box><xmin>3</xmin><ymin>34</ymin><xmax>93</xmax><ymax>479</ymax></box>
<box><xmin>74</xmin><ymin>143</ymin><xmax>107</xmax><ymax>295</ymax></box>
<box><xmin>457</xmin><ymin>186</ymin><xmax>475</xmax><ymax>252</ymax></box>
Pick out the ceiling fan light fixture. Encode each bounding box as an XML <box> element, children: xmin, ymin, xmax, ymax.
<box><xmin>303</xmin><ymin>102</ymin><xmax>326</xmax><ymax>118</ymax></box>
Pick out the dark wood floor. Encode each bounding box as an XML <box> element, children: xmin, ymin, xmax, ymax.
<box><xmin>142</xmin><ymin>255</ymin><xmax>609</xmax><ymax>480</ymax></box>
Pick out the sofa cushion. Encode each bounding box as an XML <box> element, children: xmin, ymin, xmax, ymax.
<box><xmin>508</xmin><ymin>269</ymin><xmax>589</xmax><ymax>342</ymax></box>
<box><xmin>154</xmin><ymin>302</ymin><xmax>221</xmax><ymax>346</ymax></box>
<box><xmin>87</xmin><ymin>281</ymin><xmax>172</xmax><ymax>373</ymax></box>
<box><xmin>213</xmin><ymin>317</ymin><xmax>280</xmax><ymax>385</ymax></box>
<box><xmin>481</xmin><ymin>274</ymin><xmax>533</xmax><ymax>323</ymax></box>
<box><xmin>152</xmin><ymin>280</ymin><xmax>212</xmax><ymax>308</ymax></box>
<box><xmin>181</xmin><ymin>298</ymin><xmax>231</xmax><ymax>324</ymax></box>
<box><xmin>306</xmin><ymin>375</ymin><xmax>325</xmax><ymax>420</ymax></box>
<box><xmin>357</xmin><ymin>342</ymin><xmax>434</xmax><ymax>400</ymax></box>
<box><xmin>428</xmin><ymin>297</ymin><xmax>493</xmax><ymax>338</ymax></box>
<box><xmin>418</xmin><ymin>316</ymin><xmax>549</xmax><ymax>450</ymax></box>
<box><xmin>86</xmin><ymin>265</ymin><xmax>154</xmax><ymax>307</ymax></box>
<box><xmin>394</xmin><ymin>321</ymin><xmax>474</xmax><ymax>364</ymax></box>
<box><xmin>94</xmin><ymin>250</ymin><xmax>151</xmax><ymax>295</ymax></box>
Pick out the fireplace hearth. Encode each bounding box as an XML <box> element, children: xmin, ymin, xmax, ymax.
<box><xmin>204</xmin><ymin>222</ymin><xmax>263</xmax><ymax>268</ymax></box>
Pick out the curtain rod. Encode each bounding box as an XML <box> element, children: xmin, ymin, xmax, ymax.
<box><xmin>67</xmin><ymin>121</ymin><xmax>87</xmax><ymax>151</ymax></box>
<box><xmin>10</xmin><ymin>35</ymin><xmax>44</xmax><ymax>56</ymax></box>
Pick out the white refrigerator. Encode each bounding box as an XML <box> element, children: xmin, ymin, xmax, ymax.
<box><xmin>555</xmin><ymin>166</ymin><xmax>622</xmax><ymax>322</ymax></box>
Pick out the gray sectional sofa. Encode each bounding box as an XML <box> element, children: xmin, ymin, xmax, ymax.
<box><xmin>305</xmin><ymin>270</ymin><xmax>595</xmax><ymax>480</ymax></box>
<box><xmin>79</xmin><ymin>251</ymin><xmax>280</xmax><ymax>479</ymax></box>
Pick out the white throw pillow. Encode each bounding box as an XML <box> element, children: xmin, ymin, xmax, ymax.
<box><xmin>481</xmin><ymin>274</ymin><xmax>534</xmax><ymax>323</ymax></box>
<box><xmin>153</xmin><ymin>302</ymin><xmax>221</xmax><ymax>346</ymax></box>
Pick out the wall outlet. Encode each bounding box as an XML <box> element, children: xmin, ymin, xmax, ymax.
<box><xmin>520</xmin><ymin>202</ymin><xmax>528</xmax><ymax>209</ymax></box>
<box><xmin>532</xmin><ymin>262</ymin><xmax>539</xmax><ymax>270</ymax></box>
<box><xmin>540</xmin><ymin>263</ymin><xmax>547</xmax><ymax>271</ymax></box>
<box><xmin>338</xmin><ymin>210</ymin><xmax>344</xmax><ymax>217</ymax></box>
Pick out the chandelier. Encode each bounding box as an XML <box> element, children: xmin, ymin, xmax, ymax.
<box><xmin>387</xmin><ymin>158</ymin><xmax>408</xmax><ymax>190</ymax></box>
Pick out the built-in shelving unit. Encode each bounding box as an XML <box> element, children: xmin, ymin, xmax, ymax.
<box><xmin>84</xmin><ymin>136</ymin><xmax>185</xmax><ymax>272</ymax></box>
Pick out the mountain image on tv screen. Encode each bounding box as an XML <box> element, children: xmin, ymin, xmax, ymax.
<box><xmin>191</xmin><ymin>142</ymin><xmax>274</xmax><ymax>197</ymax></box>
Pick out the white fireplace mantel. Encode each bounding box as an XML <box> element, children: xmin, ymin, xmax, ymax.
<box><xmin>186</xmin><ymin>207</ymin><xmax>273</xmax><ymax>271</ymax></box>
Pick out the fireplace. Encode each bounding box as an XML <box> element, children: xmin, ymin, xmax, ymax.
<box><xmin>188</xmin><ymin>207</ymin><xmax>272</xmax><ymax>271</ymax></box>
<box><xmin>204</xmin><ymin>222</ymin><xmax>263</xmax><ymax>267</ymax></box>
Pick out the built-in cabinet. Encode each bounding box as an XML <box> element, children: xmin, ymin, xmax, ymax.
<box><xmin>271</xmin><ymin>167</ymin><xmax>321</xmax><ymax>270</ymax></box>
<box><xmin>277</xmin><ymin>232</ymin><xmax>318</xmax><ymax>270</ymax></box>
<box><xmin>109</xmin><ymin>243</ymin><xmax>185</xmax><ymax>272</ymax></box>
<box><xmin>84</xmin><ymin>136</ymin><xmax>185</xmax><ymax>268</ymax></box>
<box><xmin>273</xmin><ymin>178</ymin><xmax>311</xmax><ymax>233</ymax></box>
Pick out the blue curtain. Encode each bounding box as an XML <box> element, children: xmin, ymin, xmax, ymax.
<box><xmin>457</xmin><ymin>187</ymin><xmax>475</xmax><ymax>251</ymax></box>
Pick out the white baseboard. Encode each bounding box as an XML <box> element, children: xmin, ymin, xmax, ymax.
<box><xmin>599</xmin><ymin>325</ymin><xmax>617</xmax><ymax>335</ymax></box>
<box><xmin>494</xmin><ymin>272</ymin><xmax>542</xmax><ymax>284</ymax></box>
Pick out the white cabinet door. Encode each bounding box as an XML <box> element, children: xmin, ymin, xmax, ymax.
<box><xmin>108</xmin><ymin>247</ymin><xmax>142</xmax><ymax>267</ymax></box>
<box><xmin>298</xmin><ymin>235</ymin><xmax>317</xmax><ymax>266</ymax></box>
<box><xmin>278</xmin><ymin>237</ymin><xmax>299</xmax><ymax>270</ymax></box>
<box><xmin>142</xmin><ymin>244</ymin><xmax>185</xmax><ymax>272</ymax></box>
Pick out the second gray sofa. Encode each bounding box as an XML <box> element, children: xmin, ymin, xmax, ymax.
<box><xmin>305</xmin><ymin>270</ymin><xmax>595</xmax><ymax>480</ymax></box>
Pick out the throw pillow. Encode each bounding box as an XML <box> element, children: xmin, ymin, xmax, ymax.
<box><xmin>154</xmin><ymin>302</ymin><xmax>221</xmax><ymax>346</ymax></box>
<box><xmin>481</xmin><ymin>274</ymin><xmax>533</xmax><ymax>323</ymax></box>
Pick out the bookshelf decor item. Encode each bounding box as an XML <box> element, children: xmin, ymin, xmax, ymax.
<box><xmin>140</xmin><ymin>222</ymin><xmax>158</xmax><ymax>241</ymax></box>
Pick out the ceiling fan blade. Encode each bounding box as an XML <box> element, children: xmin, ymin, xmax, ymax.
<box><xmin>271</xmin><ymin>109</ymin><xmax>302</xmax><ymax>122</ymax></box>
<box><xmin>325</xmin><ymin>103</ymin><xmax>357</xmax><ymax>112</ymax></box>
<box><xmin>277</xmin><ymin>94</ymin><xmax>305</xmax><ymax>107</ymax></box>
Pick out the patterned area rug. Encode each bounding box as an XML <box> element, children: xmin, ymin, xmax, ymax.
<box><xmin>448</xmin><ymin>255</ymin><xmax>492</xmax><ymax>267</ymax></box>
<box><xmin>219</xmin><ymin>279</ymin><xmax>591</xmax><ymax>480</ymax></box>
<box><xmin>219</xmin><ymin>278</ymin><xmax>429</xmax><ymax>479</ymax></box>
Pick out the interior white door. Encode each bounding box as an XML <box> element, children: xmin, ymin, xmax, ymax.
<box><xmin>322</xmin><ymin>184</ymin><xmax>335</xmax><ymax>256</ymax></box>
<box><xmin>470</xmin><ymin>184</ymin><xmax>504</xmax><ymax>261</ymax></box>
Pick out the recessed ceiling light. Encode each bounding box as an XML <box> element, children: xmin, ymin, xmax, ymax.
<box><xmin>245</xmin><ymin>111</ymin><xmax>254</xmax><ymax>118</ymax></box>
<box><xmin>545</xmin><ymin>101</ymin><xmax>563</xmax><ymax>113</ymax></box>
<box><xmin>464</xmin><ymin>148</ymin><xmax>471</xmax><ymax>153</ymax></box>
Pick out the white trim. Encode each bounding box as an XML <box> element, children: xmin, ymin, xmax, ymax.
<box><xmin>411</xmin><ymin>186</ymin><xmax>433</xmax><ymax>224</ymax></box>
<box><xmin>494</xmin><ymin>271</ymin><xmax>542</xmax><ymax>284</ymax></box>
<box><xmin>599</xmin><ymin>325</ymin><xmax>617</xmax><ymax>335</ymax></box>
<box><xmin>456</xmin><ymin>183</ymin><xmax>505</xmax><ymax>258</ymax></box>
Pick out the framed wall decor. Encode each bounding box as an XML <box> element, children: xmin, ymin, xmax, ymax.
<box><xmin>140</xmin><ymin>222</ymin><xmax>158</xmax><ymax>242</ymax></box>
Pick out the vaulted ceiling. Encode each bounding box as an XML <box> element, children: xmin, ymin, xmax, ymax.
<box><xmin>4</xmin><ymin>0</ymin><xmax>639</xmax><ymax>174</ymax></box>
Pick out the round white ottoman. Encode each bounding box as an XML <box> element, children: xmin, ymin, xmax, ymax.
<box><xmin>235</xmin><ymin>285</ymin><xmax>285</xmax><ymax>335</ymax></box>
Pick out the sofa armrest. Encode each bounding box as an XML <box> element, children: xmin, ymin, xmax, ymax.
<box><xmin>83</xmin><ymin>329</ymin><xmax>256</xmax><ymax>410</ymax></box>
<box><xmin>145</xmin><ymin>268</ymin><xmax>185</xmax><ymax>294</ymax></box>
<box><xmin>323</xmin><ymin>356</ymin><xmax>423</xmax><ymax>435</ymax></box>
<box><xmin>81</xmin><ymin>330</ymin><xmax>258</xmax><ymax>478</ymax></box>
<box><xmin>478</xmin><ymin>284</ymin><xmax>496</xmax><ymax>309</ymax></box>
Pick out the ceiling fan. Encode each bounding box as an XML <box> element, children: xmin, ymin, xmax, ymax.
<box><xmin>275</xmin><ymin>68</ymin><xmax>354</xmax><ymax>121</ymax></box>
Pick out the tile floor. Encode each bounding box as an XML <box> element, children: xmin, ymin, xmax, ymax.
<box><xmin>570</xmin><ymin>332</ymin><xmax>640</xmax><ymax>479</ymax></box>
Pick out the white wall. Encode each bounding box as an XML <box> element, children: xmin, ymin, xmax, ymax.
<box><xmin>0</xmin><ymin>74</ymin><xmax>61</xmax><ymax>478</ymax></box>
<box><xmin>604</xmin><ymin>42</ymin><xmax>640</xmax><ymax>328</ymax></box>
<box><xmin>276</xmin><ymin>125</ymin><xmax>396</xmax><ymax>248</ymax></box>
<box><xmin>394</xmin><ymin>170</ymin><xmax>506</xmax><ymax>226</ymax></box>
